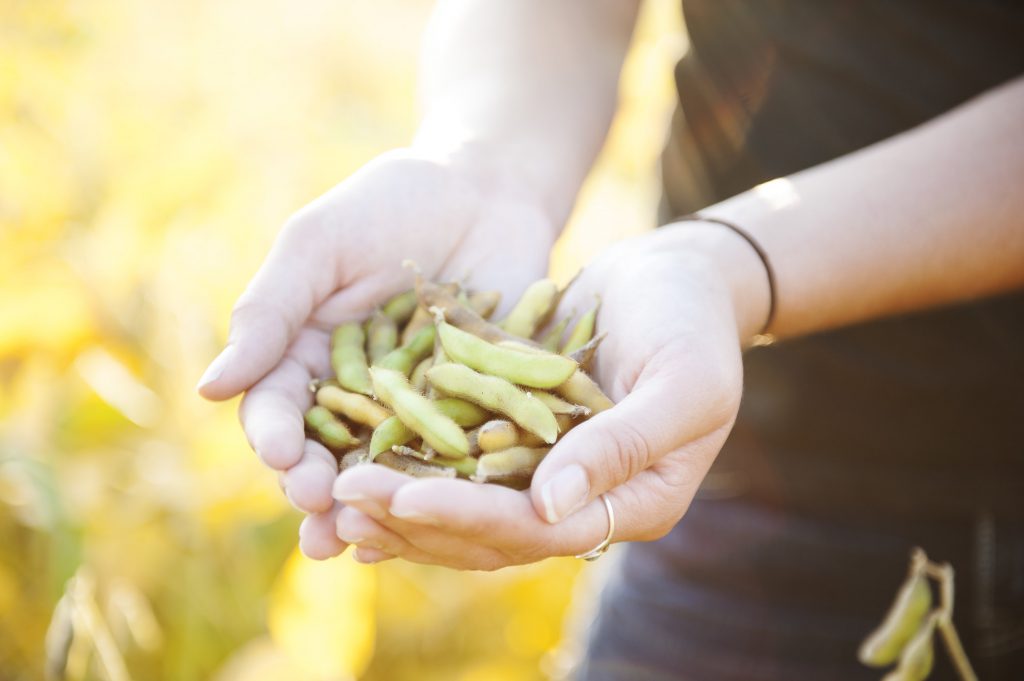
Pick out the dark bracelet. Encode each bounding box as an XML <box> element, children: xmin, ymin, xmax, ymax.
<box><xmin>677</xmin><ymin>213</ymin><xmax>777</xmax><ymax>345</ymax></box>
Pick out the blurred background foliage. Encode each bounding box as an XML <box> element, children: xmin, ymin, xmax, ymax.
<box><xmin>0</xmin><ymin>1</ymin><xmax>684</xmax><ymax>679</ymax></box>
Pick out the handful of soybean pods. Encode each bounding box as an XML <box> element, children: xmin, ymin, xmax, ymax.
<box><xmin>304</xmin><ymin>269</ymin><xmax>610</xmax><ymax>489</ymax></box>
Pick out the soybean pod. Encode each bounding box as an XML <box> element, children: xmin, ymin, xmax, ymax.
<box><xmin>370</xmin><ymin>367</ymin><xmax>470</xmax><ymax>459</ymax></box>
<box><xmin>477</xmin><ymin>419</ymin><xmax>544</xmax><ymax>452</ymax></box>
<box><xmin>368</xmin><ymin>415</ymin><xmax>414</xmax><ymax>459</ymax></box>
<box><xmin>426</xmin><ymin>363</ymin><xmax>559</xmax><ymax>444</ymax></box>
<box><xmin>561</xmin><ymin>300</ymin><xmax>599</xmax><ymax>355</ymax></box>
<box><xmin>366</xmin><ymin>310</ymin><xmax>398</xmax><ymax>363</ymax></box>
<box><xmin>500</xmin><ymin>279</ymin><xmax>559</xmax><ymax>338</ymax></box>
<box><xmin>568</xmin><ymin>332</ymin><xmax>606</xmax><ymax>372</ymax></box>
<box><xmin>377</xmin><ymin>325</ymin><xmax>436</xmax><ymax>376</ymax></box>
<box><xmin>331</xmin><ymin>322</ymin><xmax>373</xmax><ymax>396</ymax></box>
<box><xmin>304</xmin><ymin>405</ymin><xmax>361</xmax><ymax>451</ymax></box>
<box><xmin>530</xmin><ymin>390</ymin><xmax>591</xmax><ymax>418</ymax></box>
<box><xmin>472</xmin><ymin>446</ymin><xmax>549</xmax><ymax>487</ymax></box>
<box><xmin>467</xmin><ymin>290</ymin><xmax>501</xmax><ymax>319</ymax></box>
<box><xmin>437</xmin><ymin>321</ymin><xmax>577</xmax><ymax>389</ymax></box>
<box><xmin>539</xmin><ymin>315</ymin><xmax>572</xmax><ymax>351</ymax></box>
<box><xmin>882</xmin><ymin>613</ymin><xmax>938</xmax><ymax>681</ymax></box>
<box><xmin>316</xmin><ymin>384</ymin><xmax>391</xmax><ymax>428</ymax></box>
<box><xmin>858</xmin><ymin>551</ymin><xmax>933</xmax><ymax>667</ymax></box>
<box><xmin>555</xmin><ymin>370</ymin><xmax>614</xmax><ymax>415</ymax></box>
<box><xmin>381</xmin><ymin>289</ymin><xmax>418</xmax><ymax>326</ymax></box>
<box><xmin>416</xmin><ymin>276</ymin><xmax>529</xmax><ymax>345</ymax></box>
<box><xmin>374</xmin><ymin>450</ymin><xmax>456</xmax><ymax>479</ymax></box>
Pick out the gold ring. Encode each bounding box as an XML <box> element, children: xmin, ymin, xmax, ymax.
<box><xmin>574</xmin><ymin>494</ymin><xmax>615</xmax><ymax>561</ymax></box>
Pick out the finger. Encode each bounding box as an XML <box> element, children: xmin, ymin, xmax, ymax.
<box><xmin>299</xmin><ymin>504</ymin><xmax>348</xmax><ymax>560</ymax></box>
<box><xmin>352</xmin><ymin>547</ymin><xmax>394</xmax><ymax>564</ymax></box>
<box><xmin>197</xmin><ymin>218</ymin><xmax>339</xmax><ymax>400</ymax></box>
<box><xmin>530</xmin><ymin>349</ymin><xmax>734</xmax><ymax>524</ymax></box>
<box><xmin>333</xmin><ymin>466</ymin><xmax>518</xmax><ymax>569</ymax></box>
<box><xmin>282</xmin><ymin>441</ymin><xmax>338</xmax><ymax>514</ymax></box>
<box><xmin>238</xmin><ymin>329</ymin><xmax>328</xmax><ymax>469</ymax></box>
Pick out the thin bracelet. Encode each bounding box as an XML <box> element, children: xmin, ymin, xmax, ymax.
<box><xmin>678</xmin><ymin>213</ymin><xmax>777</xmax><ymax>345</ymax></box>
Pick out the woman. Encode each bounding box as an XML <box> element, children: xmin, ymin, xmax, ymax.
<box><xmin>198</xmin><ymin>1</ymin><xmax>1024</xmax><ymax>678</ymax></box>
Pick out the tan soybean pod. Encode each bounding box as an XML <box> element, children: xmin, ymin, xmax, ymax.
<box><xmin>402</xmin><ymin>282</ymin><xmax>459</xmax><ymax>344</ymax></box>
<box><xmin>500</xmin><ymin>279</ymin><xmax>559</xmax><ymax>338</ymax></box>
<box><xmin>437</xmin><ymin>321</ymin><xmax>578</xmax><ymax>389</ymax></box>
<box><xmin>375</xmin><ymin>449</ymin><xmax>456</xmax><ymax>479</ymax></box>
<box><xmin>561</xmin><ymin>300</ymin><xmax>599</xmax><ymax>355</ymax></box>
<box><xmin>426</xmin><ymin>363</ymin><xmax>559</xmax><ymax>444</ymax></box>
<box><xmin>472</xmin><ymin>446</ymin><xmax>550</xmax><ymax>484</ymax></box>
<box><xmin>531</xmin><ymin>390</ymin><xmax>591</xmax><ymax>417</ymax></box>
<box><xmin>382</xmin><ymin>289</ymin><xmax>418</xmax><ymax>326</ymax></box>
<box><xmin>339</xmin><ymin>448</ymin><xmax>369</xmax><ymax>472</ymax></box>
<box><xmin>477</xmin><ymin>419</ymin><xmax>545</xmax><ymax>452</ymax></box>
<box><xmin>304</xmin><ymin>405</ymin><xmax>361</xmax><ymax>450</ymax></box>
<box><xmin>366</xmin><ymin>310</ymin><xmax>399</xmax><ymax>363</ymax></box>
<box><xmin>858</xmin><ymin>554</ymin><xmax>933</xmax><ymax>667</ymax></box>
<box><xmin>331</xmin><ymin>322</ymin><xmax>373</xmax><ymax>396</ymax></box>
<box><xmin>555</xmin><ymin>370</ymin><xmax>614</xmax><ymax>414</ymax></box>
<box><xmin>568</xmin><ymin>331</ymin><xmax>606</xmax><ymax>372</ymax></box>
<box><xmin>370</xmin><ymin>367</ymin><xmax>470</xmax><ymax>459</ymax></box>
<box><xmin>467</xmin><ymin>290</ymin><xmax>502</xmax><ymax>319</ymax></box>
<box><xmin>316</xmin><ymin>384</ymin><xmax>391</xmax><ymax>428</ymax></box>
<box><xmin>416</xmin><ymin>276</ymin><xmax>529</xmax><ymax>345</ymax></box>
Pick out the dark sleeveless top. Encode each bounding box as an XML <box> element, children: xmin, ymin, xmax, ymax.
<box><xmin>662</xmin><ymin>0</ymin><xmax>1024</xmax><ymax>520</ymax></box>
<box><xmin>579</xmin><ymin>3</ymin><xmax>1024</xmax><ymax>679</ymax></box>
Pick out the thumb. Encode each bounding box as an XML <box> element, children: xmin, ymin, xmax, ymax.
<box><xmin>530</xmin><ymin>364</ymin><xmax>727</xmax><ymax>524</ymax></box>
<box><xmin>197</xmin><ymin>220</ymin><xmax>333</xmax><ymax>401</ymax></box>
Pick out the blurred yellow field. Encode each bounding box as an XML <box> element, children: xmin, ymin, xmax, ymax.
<box><xmin>0</xmin><ymin>1</ymin><xmax>683</xmax><ymax>679</ymax></box>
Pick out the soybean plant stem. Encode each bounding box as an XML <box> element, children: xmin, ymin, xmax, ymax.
<box><xmin>932</xmin><ymin>562</ymin><xmax>979</xmax><ymax>681</ymax></box>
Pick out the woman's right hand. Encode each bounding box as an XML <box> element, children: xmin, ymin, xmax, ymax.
<box><xmin>196</xmin><ymin>148</ymin><xmax>557</xmax><ymax>558</ymax></box>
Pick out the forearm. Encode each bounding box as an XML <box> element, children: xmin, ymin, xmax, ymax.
<box><xmin>413</xmin><ymin>0</ymin><xmax>639</xmax><ymax>227</ymax></box>
<box><xmin>696</xmin><ymin>76</ymin><xmax>1024</xmax><ymax>341</ymax></box>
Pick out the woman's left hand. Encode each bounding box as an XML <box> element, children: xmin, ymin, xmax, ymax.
<box><xmin>331</xmin><ymin>222</ymin><xmax>770</xmax><ymax>568</ymax></box>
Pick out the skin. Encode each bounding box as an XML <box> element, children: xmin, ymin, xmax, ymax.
<box><xmin>199</xmin><ymin>0</ymin><xmax>1023</xmax><ymax>564</ymax></box>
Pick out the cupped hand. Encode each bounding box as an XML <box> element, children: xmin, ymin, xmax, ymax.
<box><xmin>331</xmin><ymin>223</ymin><xmax>769</xmax><ymax>568</ymax></box>
<box><xmin>196</xmin><ymin>149</ymin><xmax>555</xmax><ymax>559</ymax></box>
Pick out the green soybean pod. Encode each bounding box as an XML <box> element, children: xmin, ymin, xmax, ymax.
<box><xmin>382</xmin><ymin>289</ymin><xmax>418</xmax><ymax>326</ymax></box>
<box><xmin>316</xmin><ymin>384</ymin><xmax>391</xmax><ymax>428</ymax></box>
<box><xmin>472</xmin><ymin>446</ymin><xmax>550</xmax><ymax>485</ymax></box>
<box><xmin>370</xmin><ymin>367</ymin><xmax>470</xmax><ymax>459</ymax></box>
<box><xmin>410</xmin><ymin>356</ymin><xmax>432</xmax><ymax>392</ymax></box>
<box><xmin>555</xmin><ymin>370</ymin><xmax>614</xmax><ymax>415</ymax></box>
<box><xmin>561</xmin><ymin>301</ymin><xmax>599</xmax><ymax>355</ymax></box>
<box><xmin>332</xmin><ymin>323</ymin><xmax>373</xmax><ymax>396</ymax></box>
<box><xmin>366</xmin><ymin>310</ymin><xmax>399</xmax><ymax>363</ymax></box>
<box><xmin>500</xmin><ymin>279</ymin><xmax>559</xmax><ymax>338</ymax></box>
<box><xmin>433</xmin><ymin>454</ymin><xmax>479</xmax><ymax>478</ymax></box>
<box><xmin>426</xmin><ymin>363</ymin><xmax>559</xmax><ymax>444</ymax></box>
<box><xmin>858</xmin><ymin>555</ymin><xmax>933</xmax><ymax>667</ymax></box>
<box><xmin>304</xmin><ymin>405</ymin><xmax>361</xmax><ymax>451</ymax></box>
<box><xmin>368</xmin><ymin>415</ymin><xmax>415</xmax><ymax>459</ymax></box>
<box><xmin>374</xmin><ymin>449</ymin><xmax>456</xmax><ymax>479</ymax></box>
<box><xmin>438</xmin><ymin>321</ymin><xmax>577</xmax><ymax>389</ymax></box>
<box><xmin>467</xmin><ymin>290</ymin><xmax>502</xmax><ymax>319</ymax></box>
<box><xmin>881</xmin><ymin>613</ymin><xmax>938</xmax><ymax>681</ymax></box>
<box><xmin>377</xmin><ymin>325</ymin><xmax>436</xmax><ymax>376</ymax></box>
<box><xmin>539</xmin><ymin>315</ymin><xmax>572</xmax><ymax>351</ymax></box>
<box><xmin>433</xmin><ymin>397</ymin><xmax>490</xmax><ymax>427</ymax></box>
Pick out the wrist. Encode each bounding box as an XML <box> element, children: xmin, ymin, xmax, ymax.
<box><xmin>657</xmin><ymin>221</ymin><xmax>774</xmax><ymax>346</ymax></box>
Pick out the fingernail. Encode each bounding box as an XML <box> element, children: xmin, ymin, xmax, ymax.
<box><xmin>353</xmin><ymin>548</ymin><xmax>386</xmax><ymax>564</ymax></box>
<box><xmin>540</xmin><ymin>464</ymin><xmax>590</xmax><ymax>523</ymax></box>
<box><xmin>389</xmin><ymin>505</ymin><xmax>439</xmax><ymax>525</ymax></box>
<box><xmin>197</xmin><ymin>345</ymin><xmax>235</xmax><ymax>391</ymax></box>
